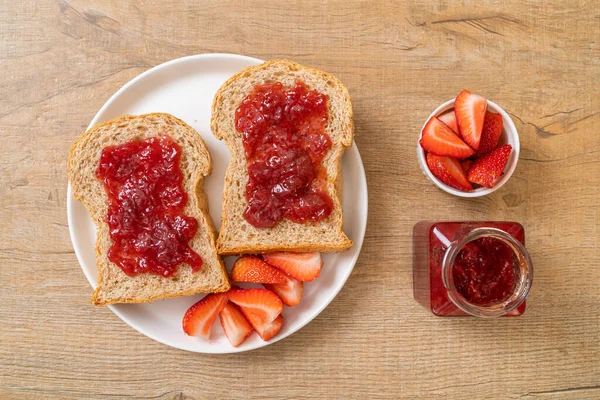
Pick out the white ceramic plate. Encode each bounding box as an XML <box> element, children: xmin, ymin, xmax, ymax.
<box><xmin>67</xmin><ymin>54</ymin><xmax>368</xmax><ymax>353</ymax></box>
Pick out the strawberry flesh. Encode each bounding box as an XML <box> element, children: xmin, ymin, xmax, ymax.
<box><xmin>219</xmin><ymin>302</ymin><xmax>253</xmax><ymax>347</ymax></box>
<box><xmin>182</xmin><ymin>293</ymin><xmax>228</xmax><ymax>338</ymax></box>
<box><xmin>227</xmin><ymin>288</ymin><xmax>283</xmax><ymax>324</ymax></box>
<box><xmin>476</xmin><ymin>111</ymin><xmax>503</xmax><ymax>155</ymax></box>
<box><xmin>454</xmin><ymin>90</ymin><xmax>487</xmax><ymax>150</ymax></box>
<box><xmin>264</xmin><ymin>273</ymin><xmax>303</xmax><ymax>307</ymax></box>
<box><xmin>438</xmin><ymin>111</ymin><xmax>459</xmax><ymax>134</ymax></box>
<box><xmin>262</xmin><ymin>252</ymin><xmax>323</xmax><ymax>282</ymax></box>
<box><xmin>426</xmin><ymin>153</ymin><xmax>473</xmax><ymax>192</ymax></box>
<box><xmin>245</xmin><ymin>312</ymin><xmax>283</xmax><ymax>341</ymax></box>
<box><xmin>467</xmin><ymin>144</ymin><xmax>512</xmax><ymax>188</ymax></box>
<box><xmin>420</xmin><ymin>117</ymin><xmax>474</xmax><ymax>159</ymax></box>
<box><xmin>231</xmin><ymin>255</ymin><xmax>287</xmax><ymax>284</ymax></box>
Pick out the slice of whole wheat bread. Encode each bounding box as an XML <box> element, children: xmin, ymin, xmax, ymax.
<box><xmin>68</xmin><ymin>113</ymin><xmax>230</xmax><ymax>305</ymax></box>
<box><xmin>211</xmin><ymin>60</ymin><xmax>353</xmax><ymax>255</ymax></box>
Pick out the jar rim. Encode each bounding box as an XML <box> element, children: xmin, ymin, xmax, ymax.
<box><xmin>442</xmin><ymin>227</ymin><xmax>534</xmax><ymax>317</ymax></box>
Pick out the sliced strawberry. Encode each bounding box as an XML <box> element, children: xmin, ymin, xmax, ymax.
<box><xmin>454</xmin><ymin>90</ymin><xmax>487</xmax><ymax>150</ymax></box>
<box><xmin>231</xmin><ymin>256</ymin><xmax>287</xmax><ymax>284</ymax></box>
<box><xmin>227</xmin><ymin>288</ymin><xmax>283</xmax><ymax>324</ymax></box>
<box><xmin>467</xmin><ymin>144</ymin><xmax>512</xmax><ymax>188</ymax></box>
<box><xmin>438</xmin><ymin>111</ymin><xmax>459</xmax><ymax>134</ymax></box>
<box><xmin>182</xmin><ymin>293</ymin><xmax>228</xmax><ymax>338</ymax></box>
<box><xmin>476</xmin><ymin>111</ymin><xmax>503</xmax><ymax>155</ymax></box>
<box><xmin>460</xmin><ymin>159</ymin><xmax>473</xmax><ymax>175</ymax></box>
<box><xmin>219</xmin><ymin>302</ymin><xmax>253</xmax><ymax>347</ymax></box>
<box><xmin>244</xmin><ymin>312</ymin><xmax>283</xmax><ymax>341</ymax></box>
<box><xmin>426</xmin><ymin>153</ymin><xmax>473</xmax><ymax>192</ymax></box>
<box><xmin>420</xmin><ymin>117</ymin><xmax>474</xmax><ymax>159</ymax></box>
<box><xmin>264</xmin><ymin>273</ymin><xmax>303</xmax><ymax>306</ymax></box>
<box><xmin>262</xmin><ymin>252</ymin><xmax>323</xmax><ymax>282</ymax></box>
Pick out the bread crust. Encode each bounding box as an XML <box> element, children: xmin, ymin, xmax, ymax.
<box><xmin>211</xmin><ymin>60</ymin><xmax>354</xmax><ymax>255</ymax></box>
<box><xmin>68</xmin><ymin>113</ymin><xmax>230</xmax><ymax>305</ymax></box>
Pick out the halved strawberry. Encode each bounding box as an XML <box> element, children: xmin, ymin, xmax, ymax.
<box><xmin>182</xmin><ymin>293</ymin><xmax>228</xmax><ymax>338</ymax></box>
<box><xmin>227</xmin><ymin>288</ymin><xmax>283</xmax><ymax>325</ymax></box>
<box><xmin>467</xmin><ymin>144</ymin><xmax>512</xmax><ymax>188</ymax></box>
<box><xmin>476</xmin><ymin>111</ymin><xmax>503</xmax><ymax>155</ymax></box>
<box><xmin>420</xmin><ymin>117</ymin><xmax>474</xmax><ymax>159</ymax></box>
<box><xmin>219</xmin><ymin>302</ymin><xmax>253</xmax><ymax>347</ymax></box>
<box><xmin>245</xmin><ymin>312</ymin><xmax>284</xmax><ymax>341</ymax></box>
<box><xmin>460</xmin><ymin>159</ymin><xmax>473</xmax><ymax>175</ymax></box>
<box><xmin>264</xmin><ymin>273</ymin><xmax>303</xmax><ymax>306</ymax></box>
<box><xmin>231</xmin><ymin>256</ymin><xmax>287</xmax><ymax>284</ymax></box>
<box><xmin>438</xmin><ymin>111</ymin><xmax>459</xmax><ymax>134</ymax></box>
<box><xmin>426</xmin><ymin>153</ymin><xmax>472</xmax><ymax>192</ymax></box>
<box><xmin>262</xmin><ymin>252</ymin><xmax>323</xmax><ymax>282</ymax></box>
<box><xmin>454</xmin><ymin>90</ymin><xmax>487</xmax><ymax>150</ymax></box>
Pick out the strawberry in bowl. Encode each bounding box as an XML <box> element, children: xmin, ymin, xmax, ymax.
<box><xmin>417</xmin><ymin>90</ymin><xmax>520</xmax><ymax>197</ymax></box>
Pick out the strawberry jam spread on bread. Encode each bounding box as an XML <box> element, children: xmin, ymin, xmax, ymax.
<box><xmin>96</xmin><ymin>136</ymin><xmax>202</xmax><ymax>277</ymax></box>
<box><xmin>235</xmin><ymin>81</ymin><xmax>333</xmax><ymax>228</ymax></box>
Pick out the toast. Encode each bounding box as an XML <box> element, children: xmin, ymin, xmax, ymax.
<box><xmin>68</xmin><ymin>113</ymin><xmax>230</xmax><ymax>305</ymax></box>
<box><xmin>211</xmin><ymin>60</ymin><xmax>353</xmax><ymax>255</ymax></box>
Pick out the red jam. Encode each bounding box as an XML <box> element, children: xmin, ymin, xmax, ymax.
<box><xmin>96</xmin><ymin>136</ymin><xmax>202</xmax><ymax>277</ymax></box>
<box><xmin>413</xmin><ymin>222</ymin><xmax>526</xmax><ymax>316</ymax></box>
<box><xmin>453</xmin><ymin>237</ymin><xmax>515</xmax><ymax>305</ymax></box>
<box><xmin>235</xmin><ymin>81</ymin><xmax>333</xmax><ymax>228</ymax></box>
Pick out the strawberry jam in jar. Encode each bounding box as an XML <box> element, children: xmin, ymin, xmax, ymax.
<box><xmin>413</xmin><ymin>222</ymin><xmax>533</xmax><ymax>317</ymax></box>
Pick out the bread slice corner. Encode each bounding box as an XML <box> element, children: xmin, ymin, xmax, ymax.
<box><xmin>211</xmin><ymin>60</ymin><xmax>354</xmax><ymax>255</ymax></box>
<box><xmin>68</xmin><ymin>113</ymin><xmax>230</xmax><ymax>305</ymax></box>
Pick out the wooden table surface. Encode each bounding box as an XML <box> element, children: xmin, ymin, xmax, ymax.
<box><xmin>1</xmin><ymin>1</ymin><xmax>599</xmax><ymax>399</ymax></box>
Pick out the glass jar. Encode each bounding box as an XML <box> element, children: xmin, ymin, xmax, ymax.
<box><xmin>413</xmin><ymin>221</ymin><xmax>533</xmax><ymax>317</ymax></box>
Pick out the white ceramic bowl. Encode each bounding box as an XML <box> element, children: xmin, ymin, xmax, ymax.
<box><xmin>417</xmin><ymin>99</ymin><xmax>519</xmax><ymax>198</ymax></box>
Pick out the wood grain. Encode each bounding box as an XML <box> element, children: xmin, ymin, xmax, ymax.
<box><xmin>1</xmin><ymin>1</ymin><xmax>599</xmax><ymax>399</ymax></box>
